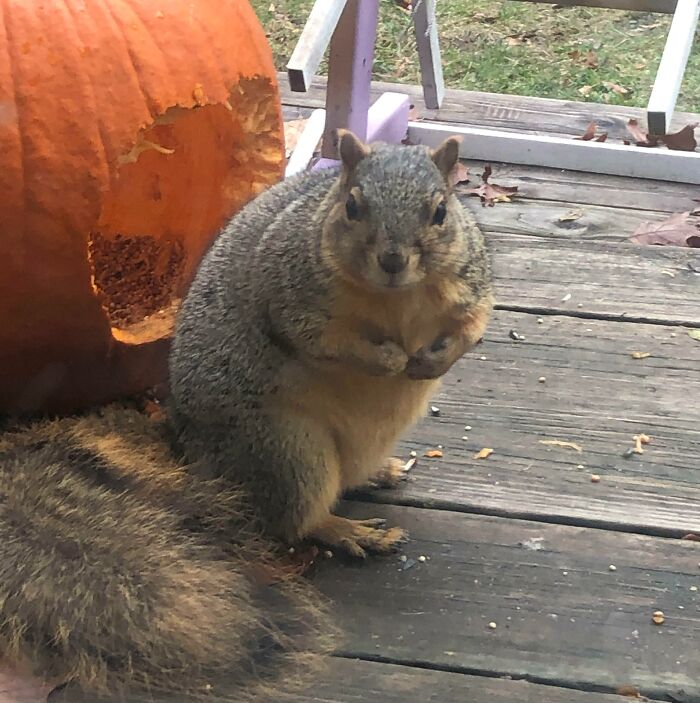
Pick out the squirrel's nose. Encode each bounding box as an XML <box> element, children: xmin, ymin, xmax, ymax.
<box><xmin>378</xmin><ymin>251</ymin><xmax>408</xmax><ymax>275</ymax></box>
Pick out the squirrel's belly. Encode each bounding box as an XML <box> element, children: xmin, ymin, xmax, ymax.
<box><xmin>291</xmin><ymin>370</ymin><xmax>439</xmax><ymax>488</ymax></box>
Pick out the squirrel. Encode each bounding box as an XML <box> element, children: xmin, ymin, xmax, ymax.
<box><xmin>169</xmin><ymin>130</ymin><xmax>493</xmax><ymax>558</ymax></box>
<box><xmin>0</xmin><ymin>403</ymin><xmax>334</xmax><ymax>702</ymax></box>
<box><xmin>0</xmin><ymin>130</ymin><xmax>492</xmax><ymax>701</ymax></box>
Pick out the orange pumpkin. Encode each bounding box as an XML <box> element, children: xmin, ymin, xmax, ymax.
<box><xmin>0</xmin><ymin>0</ymin><xmax>284</xmax><ymax>414</ymax></box>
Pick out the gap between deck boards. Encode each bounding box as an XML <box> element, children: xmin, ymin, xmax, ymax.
<box><xmin>312</xmin><ymin>503</ymin><xmax>700</xmax><ymax>703</ymax></box>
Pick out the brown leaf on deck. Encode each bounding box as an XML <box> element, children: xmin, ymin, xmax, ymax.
<box><xmin>465</xmin><ymin>165</ymin><xmax>518</xmax><ymax>207</ymax></box>
<box><xmin>616</xmin><ymin>685</ymin><xmax>648</xmax><ymax>700</ymax></box>
<box><xmin>474</xmin><ymin>447</ymin><xmax>493</xmax><ymax>460</ymax></box>
<box><xmin>662</xmin><ymin>123</ymin><xmax>698</xmax><ymax>151</ymax></box>
<box><xmin>630</xmin><ymin>352</ymin><xmax>651</xmax><ymax>359</ymax></box>
<box><xmin>630</xmin><ymin>210</ymin><xmax>700</xmax><ymax>248</ymax></box>
<box><xmin>425</xmin><ymin>449</ymin><xmax>443</xmax><ymax>458</ymax></box>
<box><xmin>682</xmin><ymin>533</ymin><xmax>700</xmax><ymax>541</ymax></box>
<box><xmin>558</xmin><ymin>209</ymin><xmax>583</xmax><ymax>222</ymax></box>
<box><xmin>626</xmin><ymin>119</ymin><xmax>697</xmax><ymax>151</ymax></box>
<box><xmin>626</xmin><ymin>119</ymin><xmax>659</xmax><ymax>148</ymax></box>
<box><xmin>449</xmin><ymin>161</ymin><xmax>470</xmax><ymax>186</ymax></box>
<box><xmin>575</xmin><ymin>121</ymin><xmax>608</xmax><ymax>142</ymax></box>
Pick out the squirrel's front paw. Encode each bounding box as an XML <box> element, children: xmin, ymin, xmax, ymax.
<box><xmin>406</xmin><ymin>336</ymin><xmax>457</xmax><ymax>380</ymax></box>
<box><xmin>364</xmin><ymin>340</ymin><xmax>408</xmax><ymax>376</ymax></box>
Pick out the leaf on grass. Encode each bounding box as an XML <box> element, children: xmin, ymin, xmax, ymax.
<box><xmin>539</xmin><ymin>440</ymin><xmax>583</xmax><ymax>452</ymax></box>
<box><xmin>578</xmin><ymin>85</ymin><xmax>593</xmax><ymax>98</ymax></box>
<box><xmin>602</xmin><ymin>80</ymin><xmax>629</xmax><ymax>95</ymax></box>
<box><xmin>630</xmin><ymin>351</ymin><xmax>651</xmax><ymax>359</ymax></box>
<box><xmin>662</xmin><ymin>123</ymin><xmax>698</xmax><ymax>151</ymax></box>
<box><xmin>449</xmin><ymin>161</ymin><xmax>470</xmax><ymax>186</ymax></box>
<box><xmin>575</xmin><ymin>121</ymin><xmax>607</xmax><ymax>142</ymax></box>
<box><xmin>688</xmin><ymin>329</ymin><xmax>700</xmax><ymax>341</ymax></box>
<box><xmin>568</xmin><ymin>49</ymin><xmax>599</xmax><ymax>68</ymax></box>
<box><xmin>465</xmin><ymin>165</ymin><xmax>518</xmax><ymax>207</ymax></box>
<box><xmin>474</xmin><ymin>448</ymin><xmax>493</xmax><ymax>460</ymax></box>
<box><xmin>630</xmin><ymin>210</ymin><xmax>700</xmax><ymax>248</ymax></box>
<box><xmin>506</xmin><ymin>31</ymin><xmax>536</xmax><ymax>46</ymax></box>
<box><xmin>425</xmin><ymin>449</ymin><xmax>443</xmax><ymax>458</ymax></box>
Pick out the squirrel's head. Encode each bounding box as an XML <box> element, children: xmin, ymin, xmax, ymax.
<box><xmin>324</xmin><ymin>130</ymin><xmax>463</xmax><ymax>290</ymax></box>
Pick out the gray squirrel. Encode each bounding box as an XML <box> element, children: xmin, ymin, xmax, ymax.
<box><xmin>0</xmin><ymin>130</ymin><xmax>492</xmax><ymax>702</ymax></box>
<box><xmin>170</xmin><ymin>130</ymin><xmax>493</xmax><ymax>557</ymax></box>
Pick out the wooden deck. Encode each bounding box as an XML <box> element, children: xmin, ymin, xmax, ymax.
<box><xmin>282</xmin><ymin>79</ymin><xmax>700</xmax><ymax>703</ymax></box>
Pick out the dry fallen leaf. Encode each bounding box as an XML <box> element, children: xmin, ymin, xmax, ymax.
<box><xmin>575</xmin><ymin>121</ymin><xmax>608</xmax><ymax>142</ymax></box>
<box><xmin>505</xmin><ymin>31</ymin><xmax>536</xmax><ymax>46</ymax></box>
<box><xmin>689</xmin><ymin>329</ymin><xmax>700</xmax><ymax>341</ymax></box>
<box><xmin>425</xmin><ymin>449</ymin><xmax>443</xmax><ymax>458</ymax></box>
<box><xmin>474</xmin><ymin>448</ymin><xmax>493</xmax><ymax>460</ymax></box>
<box><xmin>540</xmin><ymin>439</ymin><xmax>583</xmax><ymax>452</ymax></box>
<box><xmin>630</xmin><ymin>210</ymin><xmax>700</xmax><ymax>248</ymax></box>
<box><xmin>449</xmin><ymin>161</ymin><xmax>470</xmax><ymax>186</ymax></box>
<box><xmin>569</xmin><ymin>49</ymin><xmax>599</xmax><ymax>68</ymax></box>
<box><xmin>558</xmin><ymin>209</ymin><xmax>583</xmax><ymax>222</ymax></box>
<box><xmin>626</xmin><ymin>119</ymin><xmax>659</xmax><ymax>147</ymax></box>
<box><xmin>465</xmin><ymin>165</ymin><xmax>518</xmax><ymax>207</ymax></box>
<box><xmin>408</xmin><ymin>104</ymin><xmax>423</xmax><ymax>121</ymax></box>
<box><xmin>682</xmin><ymin>533</ymin><xmax>700</xmax><ymax>541</ymax></box>
<box><xmin>578</xmin><ymin>85</ymin><xmax>593</xmax><ymax>98</ymax></box>
<box><xmin>626</xmin><ymin>119</ymin><xmax>697</xmax><ymax>151</ymax></box>
<box><xmin>662</xmin><ymin>123</ymin><xmax>698</xmax><ymax>151</ymax></box>
<box><xmin>630</xmin><ymin>352</ymin><xmax>651</xmax><ymax>359</ymax></box>
<box><xmin>616</xmin><ymin>685</ymin><xmax>647</xmax><ymax>700</ymax></box>
<box><xmin>602</xmin><ymin>80</ymin><xmax>629</xmax><ymax>95</ymax></box>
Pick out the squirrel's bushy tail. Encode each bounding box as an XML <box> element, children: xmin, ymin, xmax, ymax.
<box><xmin>0</xmin><ymin>405</ymin><xmax>334</xmax><ymax>702</ymax></box>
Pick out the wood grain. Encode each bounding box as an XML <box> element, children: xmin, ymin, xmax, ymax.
<box><xmin>288</xmin><ymin>658</ymin><xmax>642</xmax><ymax>702</ymax></box>
<box><xmin>354</xmin><ymin>310</ymin><xmax>700</xmax><ymax>535</ymax></box>
<box><xmin>315</xmin><ymin>503</ymin><xmax>700</xmax><ymax>701</ymax></box>
<box><xmin>490</xmin><ymin>234</ymin><xmax>700</xmax><ymax>325</ymax></box>
<box><xmin>279</xmin><ymin>73</ymin><xmax>700</xmax><ymax>142</ymax></box>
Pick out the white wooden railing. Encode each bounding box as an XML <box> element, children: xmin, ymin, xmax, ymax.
<box><xmin>284</xmin><ymin>0</ymin><xmax>700</xmax><ymax>184</ymax></box>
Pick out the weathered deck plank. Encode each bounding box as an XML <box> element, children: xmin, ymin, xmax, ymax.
<box><xmin>288</xmin><ymin>658</ymin><xmax>642</xmax><ymax>702</ymax></box>
<box><xmin>315</xmin><ymin>503</ymin><xmax>700</xmax><ymax>701</ymax></box>
<box><xmin>459</xmin><ymin>161</ymin><xmax>699</xmax><ymax>214</ymax></box>
<box><xmin>279</xmin><ymin>73</ymin><xmax>700</xmax><ymax>141</ymax></box>
<box><xmin>358</xmin><ymin>309</ymin><xmax>700</xmax><ymax>535</ymax></box>
<box><xmin>463</xmin><ymin>194</ymin><xmax>670</xmax><ymax>242</ymax></box>
<box><xmin>490</xmin><ymin>235</ymin><xmax>700</xmax><ymax>326</ymax></box>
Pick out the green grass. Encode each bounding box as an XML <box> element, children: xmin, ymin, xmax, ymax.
<box><xmin>252</xmin><ymin>0</ymin><xmax>700</xmax><ymax>113</ymax></box>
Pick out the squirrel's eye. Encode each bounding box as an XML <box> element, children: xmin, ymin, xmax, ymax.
<box><xmin>345</xmin><ymin>193</ymin><xmax>359</xmax><ymax>220</ymax></box>
<box><xmin>432</xmin><ymin>200</ymin><xmax>447</xmax><ymax>226</ymax></box>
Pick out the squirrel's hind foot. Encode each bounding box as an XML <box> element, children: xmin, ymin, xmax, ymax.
<box><xmin>309</xmin><ymin>514</ymin><xmax>408</xmax><ymax>559</ymax></box>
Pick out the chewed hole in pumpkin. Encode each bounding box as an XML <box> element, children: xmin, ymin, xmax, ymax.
<box><xmin>88</xmin><ymin>77</ymin><xmax>282</xmax><ymax>346</ymax></box>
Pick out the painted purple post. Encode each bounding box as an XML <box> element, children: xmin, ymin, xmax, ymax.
<box><xmin>320</xmin><ymin>0</ymin><xmax>379</xmax><ymax>159</ymax></box>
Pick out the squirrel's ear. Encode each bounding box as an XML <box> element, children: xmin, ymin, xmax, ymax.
<box><xmin>337</xmin><ymin>129</ymin><xmax>369</xmax><ymax>171</ymax></box>
<box><xmin>430</xmin><ymin>136</ymin><xmax>462</xmax><ymax>182</ymax></box>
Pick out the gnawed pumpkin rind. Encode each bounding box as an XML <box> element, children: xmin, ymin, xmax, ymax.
<box><xmin>0</xmin><ymin>1</ymin><xmax>284</xmax><ymax>414</ymax></box>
